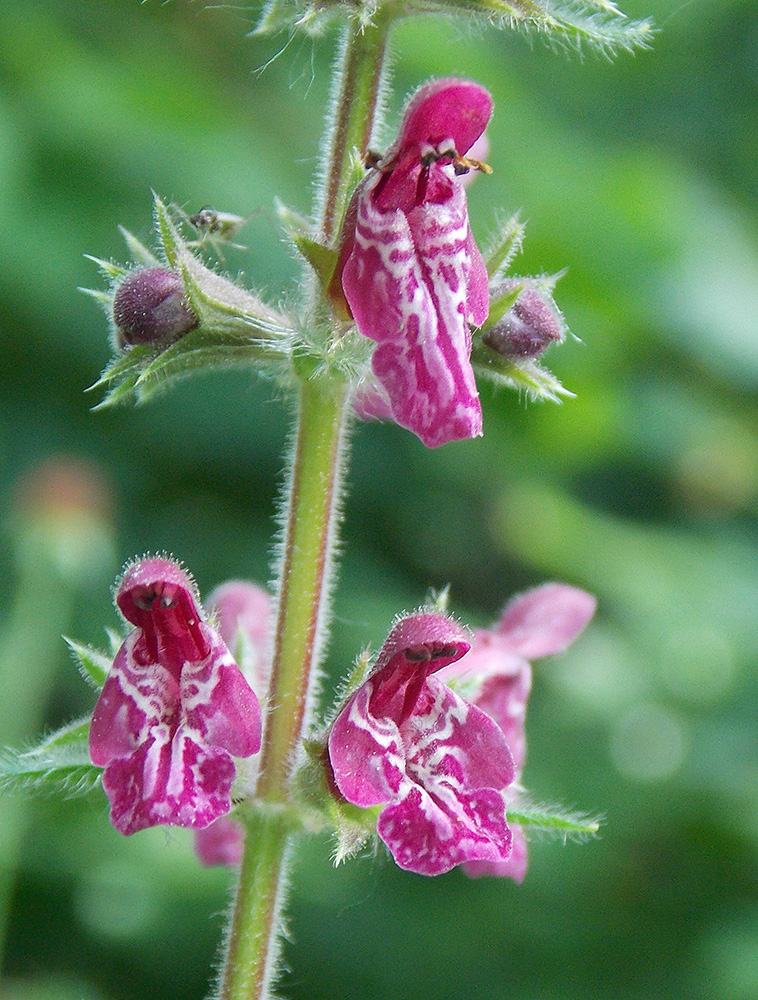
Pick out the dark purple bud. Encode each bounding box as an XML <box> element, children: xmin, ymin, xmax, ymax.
<box><xmin>483</xmin><ymin>282</ymin><xmax>565</xmax><ymax>361</ymax></box>
<box><xmin>113</xmin><ymin>267</ymin><xmax>198</xmax><ymax>348</ymax></box>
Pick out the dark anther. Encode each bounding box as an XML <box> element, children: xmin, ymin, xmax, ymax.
<box><xmin>132</xmin><ymin>589</ymin><xmax>158</xmax><ymax>611</ymax></box>
<box><xmin>430</xmin><ymin>643</ymin><xmax>459</xmax><ymax>659</ymax></box>
<box><xmin>405</xmin><ymin>644</ymin><xmax>433</xmax><ymax>662</ymax></box>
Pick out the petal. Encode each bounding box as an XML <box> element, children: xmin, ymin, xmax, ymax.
<box><xmin>377</xmin><ymin>783</ymin><xmax>512</xmax><ymax>876</ymax></box>
<box><xmin>465</xmin><ymin>223</ymin><xmax>490</xmax><ymax>327</ymax></box>
<box><xmin>470</xmin><ymin>664</ymin><xmax>532</xmax><ymax>771</ymax></box>
<box><xmin>376</xmin><ymin>682</ymin><xmax>515</xmax><ymax>875</ymax></box>
<box><xmin>342</xmin><ymin>176</ymin><xmax>482</xmax><ymax>448</ymax></box>
<box><xmin>101</xmin><ymin>729</ymin><xmax>236</xmax><ymax>835</ymax></box>
<box><xmin>394</xmin><ymin>79</ymin><xmax>492</xmax><ymax>160</ymax></box>
<box><xmin>116</xmin><ymin>556</ymin><xmax>207</xmax><ymax>668</ymax></box>
<box><xmin>194</xmin><ymin>815</ymin><xmax>245</xmax><ymax>867</ymax></box>
<box><xmin>498</xmin><ymin>584</ymin><xmax>597</xmax><ymax>658</ymax></box>
<box><xmin>328</xmin><ymin>682</ymin><xmax>405</xmax><ymax>807</ymax></box>
<box><xmin>463</xmin><ymin>825</ymin><xmax>529</xmax><ymax>882</ymax></box>
<box><xmin>369</xmin><ymin>613</ymin><xmax>470</xmax><ymax>723</ymax></box>
<box><xmin>207</xmin><ymin>580</ymin><xmax>271</xmax><ymax>699</ymax></box>
<box><xmin>89</xmin><ymin>635</ymin><xmax>176</xmax><ymax>767</ymax></box>
<box><xmin>180</xmin><ymin>627</ymin><xmax>262</xmax><ymax>759</ymax></box>
<box><xmin>405</xmin><ymin>680</ymin><xmax>515</xmax><ymax>796</ymax></box>
<box><xmin>352</xmin><ymin>376</ymin><xmax>394</xmax><ymax>424</ymax></box>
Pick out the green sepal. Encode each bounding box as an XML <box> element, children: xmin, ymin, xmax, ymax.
<box><xmin>82</xmin><ymin>255</ymin><xmax>128</xmax><ymax>283</ymax></box>
<box><xmin>153</xmin><ymin>191</ymin><xmax>181</xmax><ymax>268</ymax></box>
<box><xmin>292</xmin><ymin>235</ymin><xmax>339</xmax><ymax>290</ymax></box>
<box><xmin>0</xmin><ymin>717</ymin><xmax>101</xmax><ymax>799</ymax></box>
<box><xmin>64</xmin><ymin>637</ymin><xmax>111</xmax><ymax>690</ymax></box>
<box><xmin>479</xmin><ymin>281</ymin><xmax>525</xmax><ymax>334</ymax></box>
<box><xmin>485</xmin><ymin>214</ymin><xmax>525</xmax><ymax>281</ymax></box>
<box><xmin>508</xmin><ymin>798</ymin><xmax>601</xmax><ymax>839</ymax></box>
<box><xmin>471</xmin><ymin>343</ymin><xmax>574</xmax><ymax>403</ymax></box>
<box><xmin>118</xmin><ymin>225</ymin><xmax>162</xmax><ymax>268</ymax></box>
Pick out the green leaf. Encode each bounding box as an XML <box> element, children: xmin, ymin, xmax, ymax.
<box><xmin>64</xmin><ymin>636</ymin><xmax>111</xmax><ymax>690</ymax></box>
<box><xmin>0</xmin><ymin>718</ymin><xmax>101</xmax><ymax>799</ymax></box>
<box><xmin>433</xmin><ymin>0</ymin><xmax>654</xmax><ymax>55</ymax></box>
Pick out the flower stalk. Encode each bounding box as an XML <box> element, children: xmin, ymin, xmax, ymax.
<box><xmin>318</xmin><ymin>12</ymin><xmax>393</xmax><ymax>245</ymax></box>
<box><xmin>215</xmin><ymin>19</ymin><xmax>395</xmax><ymax>988</ymax></box>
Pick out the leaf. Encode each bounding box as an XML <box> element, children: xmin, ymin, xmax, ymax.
<box><xmin>436</xmin><ymin>0</ymin><xmax>654</xmax><ymax>55</ymax></box>
<box><xmin>0</xmin><ymin>718</ymin><xmax>101</xmax><ymax>799</ymax></box>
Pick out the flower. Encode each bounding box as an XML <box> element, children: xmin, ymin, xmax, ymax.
<box><xmin>441</xmin><ymin>583</ymin><xmax>596</xmax><ymax>880</ymax></box>
<box><xmin>332</xmin><ymin>78</ymin><xmax>492</xmax><ymax>448</ymax></box>
<box><xmin>192</xmin><ymin>579</ymin><xmax>272</xmax><ymax>866</ymax></box>
<box><xmin>327</xmin><ymin>613</ymin><xmax>515</xmax><ymax>876</ymax></box>
<box><xmin>207</xmin><ymin>579</ymin><xmax>272</xmax><ymax>702</ymax></box>
<box><xmin>89</xmin><ymin>557</ymin><xmax>262</xmax><ymax>836</ymax></box>
<box><xmin>194</xmin><ymin>814</ymin><xmax>245</xmax><ymax>867</ymax></box>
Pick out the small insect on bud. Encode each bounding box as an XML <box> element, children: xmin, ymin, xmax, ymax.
<box><xmin>112</xmin><ymin>267</ymin><xmax>198</xmax><ymax>349</ymax></box>
<box><xmin>483</xmin><ymin>281</ymin><xmax>565</xmax><ymax>361</ymax></box>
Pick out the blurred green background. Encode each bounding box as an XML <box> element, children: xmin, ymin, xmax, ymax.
<box><xmin>1</xmin><ymin>0</ymin><xmax>757</xmax><ymax>997</ymax></box>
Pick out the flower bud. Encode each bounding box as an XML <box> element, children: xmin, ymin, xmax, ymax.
<box><xmin>483</xmin><ymin>280</ymin><xmax>565</xmax><ymax>361</ymax></box>
<box><xmin>112</xmin><ymin>267</ymin><xmax>198</xmax><ymax>348</ymax></box>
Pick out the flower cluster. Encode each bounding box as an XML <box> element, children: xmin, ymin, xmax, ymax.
<box><xmin>88</xmin><ymin>557</ymin><xmax>594</xmax><ymax>883</ymax></box>
<box><xmin>89</xmin><ymin>557</ymin><xmax>262</xmax><ymax>836</ymax></box>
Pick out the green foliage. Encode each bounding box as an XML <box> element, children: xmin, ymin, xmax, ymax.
<box><xmin>0</xmin><ymin>718</ymin><xmax>100</xmax><ymax>799</ymax></box>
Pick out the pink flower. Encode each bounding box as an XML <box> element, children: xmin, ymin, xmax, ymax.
<box><xmin>194</xmin><ymin>815</ymin><xmax>245</xmax><ymax>867</ymax></box>
<box><xmin>207</xmin><ymin>579</ymin><xmax>272</xmax><ymax>703</ymax></box>
<box><xmin>441</xmin><ymin>583</ymin><xmax>596</xmax><ymax>880</ymax></box>
<box><xmin>333</xmin><ymin>78</ymin><xmax>492</xmax><ymax>448</ymax></box>
<box><xmin>327</xmin><ymin>613</ymin><xmax>515</xmax><ymax>876</ymax></box>
<box><xmin>89</xmin><ymin>557</ymin><xmax>262</xmax><ymax>836</ymax></box>
<box><xmin>192</xmin><ymin>580</ymin><xmax>272</xmax><ymax>866</ymax></box>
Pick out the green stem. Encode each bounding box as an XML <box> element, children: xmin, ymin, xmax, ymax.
<box><xmin>217</xmin><ymin>374</ymin><xmax>349</xmax><ymax>1000</ymax></box>
<box><xmin>217</xmin><ymin>15</ymin><xmax>393</xmax><ymax>995</ymax></box>
<box><xmin>257</xmin><ymin>375</ymin><xmax>349</xmax><ymax>802</ymax></box>
<box><xmin>318</xmin><ymin>12</ymin><xmax>393</xmax><ymax>246</ymax></box>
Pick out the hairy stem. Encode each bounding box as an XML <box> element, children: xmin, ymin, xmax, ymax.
<box><xmin>216</xmin><ymin>15</ymin><xmax>392</xmax><ymax>996</ymax></box>
<box><xmin>318</xmin><ymin>12</ymin><xmax>393</xmax><ymax>245</ymax></box>
<box><xmin>216</xmin><ymin>374</ymin><xmax>348</xmax><ymax>1000</ymax></box>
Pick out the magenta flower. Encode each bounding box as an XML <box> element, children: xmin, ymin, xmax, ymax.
<box><xmin>441</xmin><ymin>583</ymin><xmax>596</xmax><ymax>880</ymax></box>
<box><xmin>333</xmin><ymin>78</ymin><xmax>492</xmax><ymax>448</ymax></box>
<box><xmin>207</xmin><ymin>579</ymin><xmax>272</xmax><ymax>704</ymax></box>
<box><xmin>89</xmin><ymin>557</ymin><xmax>262</xmax><ymax>836</ymax></box>
<box><xmin>327</xmin><ymin>613</ymin><xmax>515</xmax><ymax>876</ymax></box>
<box><xmin>194</xmin><ymin>815</ymin><xmax>245</xmax><ymax>867</ymax></box>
